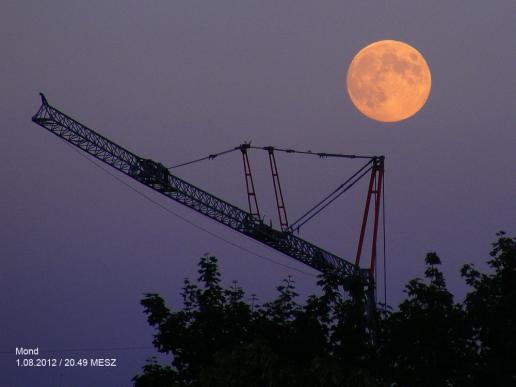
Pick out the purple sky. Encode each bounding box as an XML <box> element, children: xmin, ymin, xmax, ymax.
<box><xmin>2</xmin><ymin>1</ymin><xmax>515</xmax><ymax>386</ymax></box>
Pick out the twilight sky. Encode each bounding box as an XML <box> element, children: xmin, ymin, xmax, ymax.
<box><xmin>1</xmin><ymin>1</ymin><xmax>515</xmax><ymax>386</ymax></box>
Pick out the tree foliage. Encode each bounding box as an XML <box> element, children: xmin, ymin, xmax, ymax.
<box><xmin>134</xmin><ymin>233</ymin><xmax>516</xmax><ymax>386</ymax></box>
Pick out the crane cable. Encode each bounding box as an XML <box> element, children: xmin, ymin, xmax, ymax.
<box><xmin>168</xmin><ymin>143</ymin><xmax>377</xmax><ymax>170</ymax></box>
<box><xmin>166</xmin><ymin>143</ymin><xmax>379</xmax><ymax>232</ymax></box>
<box><xmin>167</xmin><ymin>146</ymin><xmax>240</xmax><ymax>169</ymax></box>
<box><xmin>62</xmin><ymin>141</ymin><xmax>317</xmax><ymax>278</ymax></box>
<box><xmin>382</xmin><ymin>170</ymin><xmax>388</xmax><ymax>310</ymax></box>
<box><xmin>289</xmin><ymin>160</ymin><xmax>374</xmax><ymax>231</ymax></box>
<box><xmin>249</xmin><ymin>145</ymin><xmax>376</xmax><ymax>160</ymax></box>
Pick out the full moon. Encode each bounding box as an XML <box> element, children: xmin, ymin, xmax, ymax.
<box><xmin>346</xmin><ymin>40</ymin><xmax>431</xmax><ymax>122</ymax></box>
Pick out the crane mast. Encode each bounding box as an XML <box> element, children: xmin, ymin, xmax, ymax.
<box><xmin>32</xmin><ymin>93</ymin><xmax>372</xmax><ymax>294</ymax></box>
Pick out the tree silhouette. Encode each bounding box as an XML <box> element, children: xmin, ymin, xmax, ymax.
<box><xmin>134</xmin><ymin>233</ymin><xmax>516</xmax><ymax>386</ymax></box>
<box><xmin>377</xmin><ymin>253</ymin><xmax>476</xmax><ymax>386</ymax></box>
<box><xmin>461</xmin><ymin>232</ymin><xmax>516</xmax><ymax>385</ymax></box>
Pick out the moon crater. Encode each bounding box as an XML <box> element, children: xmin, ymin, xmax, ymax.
<box><xmin>347</xmin><ymin>40</ymin><xmax>431</xmax><ymax>122</ymax></box>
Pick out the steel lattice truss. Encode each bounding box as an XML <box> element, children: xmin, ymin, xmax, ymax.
<box><xmin>32</xmin><ymin>93</ymin><xmax>369</xmax><ymax>285</ymax></box>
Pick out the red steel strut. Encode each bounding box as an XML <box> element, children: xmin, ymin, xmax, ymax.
<box><xmin>240</xmin><ymin>143</ymin><xmax>261</xmax><ymax>221</ymax></box>
<box><xmin>266</xmin><ymin>147</ymin><xmax>289</xmax><ymax>231</ymax></box>
<box><xmin>355</xmin><ymin>157</ymin><xmax>384</xmax><ymax>280</ymax></box>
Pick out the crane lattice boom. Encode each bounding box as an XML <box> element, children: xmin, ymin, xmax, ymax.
<box><xmin>32</xmin><ymin>94</ymin><xmax>371</xmax><ymax>287</ymax></box>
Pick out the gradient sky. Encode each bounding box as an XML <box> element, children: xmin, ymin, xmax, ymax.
<box><xmin>2</xmin><ymin>1</ymin><xmax>515</xmax><ymax>386</ymax></box>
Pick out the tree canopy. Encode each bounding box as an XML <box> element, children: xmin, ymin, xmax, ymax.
<box><xmin>134</xmin><ymin>233</ymin><xmax>515</xmax><ymax>386</ymax></box>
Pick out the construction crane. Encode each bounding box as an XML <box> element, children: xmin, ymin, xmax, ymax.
<box><xmin>32</xmin><ymin>93</ymin><xmax>384</xmax><ymax>306</ymax></box>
